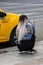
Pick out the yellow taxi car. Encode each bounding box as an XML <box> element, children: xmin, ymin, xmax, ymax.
<box><xmin>0</xmin><ymin>9</ymin><xmax>20</xmax><ymax>45</ymax></box>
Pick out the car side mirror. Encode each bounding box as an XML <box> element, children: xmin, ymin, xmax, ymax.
<box><xmin>0</xmin><ymin>12</ymin><xmax>6</xmax><ymax>18</ymax></box>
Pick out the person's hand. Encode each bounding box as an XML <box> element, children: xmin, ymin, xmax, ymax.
<box><xmin>31</xmin><ymin>20</ymin><xmax>35</xmax><ymax>24</ymax></box>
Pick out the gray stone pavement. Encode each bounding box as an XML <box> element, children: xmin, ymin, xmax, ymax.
<box><xmin>0</xmin><ymin>41</ymin><xmax>43</xmax><ymax>65</ymax></box>
<box><xmin>16</xmin><ymin>58</ymin><xmax>43</xmax><ymax>65</ymax></box>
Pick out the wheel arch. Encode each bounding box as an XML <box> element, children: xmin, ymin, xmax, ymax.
<box><xmin>9</xmin><ymin>25</ymin><xmax>17</xmax><ymax>41</ymax></box>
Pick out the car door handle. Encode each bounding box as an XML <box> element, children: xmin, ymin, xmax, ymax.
<box><xmin>2</xmin><ymin>21</ymin><xmax>8</xmax><ymax>23</ymax></box>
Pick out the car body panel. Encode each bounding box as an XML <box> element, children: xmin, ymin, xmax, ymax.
<box><xmin>0</xmin><ymin>10</ymin><xmax>20</xmax><ymax>42</ymax></box>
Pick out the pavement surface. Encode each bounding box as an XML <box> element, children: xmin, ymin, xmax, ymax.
<box><xmin>0</xmin><ymin>0</ymin><xmax>43</xmax><ymax>41</ymax></box>
<box><xmin>0</xmin><ymin>41</ymin><xmax>43</xmax><ymax>65</ymax></box>
<box><xmin>16</xmin><ymin>58</ymin><xmax>43</xmax><ymax>65</ymax></box>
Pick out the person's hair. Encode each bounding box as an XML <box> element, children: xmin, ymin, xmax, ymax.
<box><xmin>19</xmin><ymin>15</ymin><xmax>28</xmax><ymax>23</ymax></box>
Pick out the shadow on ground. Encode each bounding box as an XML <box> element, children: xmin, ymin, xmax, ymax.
<box><xmin>0</xmin><ymin>42</ymin><xmax>16</xmax><ymax>49</ymax></box>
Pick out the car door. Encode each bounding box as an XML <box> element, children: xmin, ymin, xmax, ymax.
<box><xmin>0</xmin><ymin>17</ymin><xmax>9</xmax><ymax>41</ymax></box>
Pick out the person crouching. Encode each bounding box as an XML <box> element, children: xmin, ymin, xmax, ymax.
<box><xmin>16</xmin><ymin>15</ymin><xmax>36</xmax><ymax>54</ymax></box>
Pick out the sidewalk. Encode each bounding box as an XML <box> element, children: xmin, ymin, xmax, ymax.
<box><xmin>0</xmin><ymin>41</ymin><xmax>43</xmax><ymax>65</ymax></box>
<box><xmin>16</xmin><ymin>41</ymin><xmax>43</xmax><ymax>65</ymax></box>
<box><xmin>16</xmin><ymin>58</ymin><xmax>43</xmax><ymax>65</ymax></box>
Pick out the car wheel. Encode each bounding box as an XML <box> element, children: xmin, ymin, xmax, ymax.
<box><xmin>10</xmin><ymin>26</ymin><xmax>17</xmax><ymax>46</ymax></box>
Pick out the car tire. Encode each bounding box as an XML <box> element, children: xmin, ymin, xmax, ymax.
<box><xmin>10</xmin><ymin>26</ymin><xmax>17</xmax><ymax>46</ymax></box>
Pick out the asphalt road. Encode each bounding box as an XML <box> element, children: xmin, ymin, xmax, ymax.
<box><xmin>0</xmin><ymin>0</ymin><xmax>43</xmax><ymax>41</ymax></box>
<box><xmin>0</xmin><ymin>0</ymin><xmax>43</xmax><ymax>4</ymax></box>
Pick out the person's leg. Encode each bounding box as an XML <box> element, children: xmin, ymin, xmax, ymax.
<box><xmin>21</xmin><ymin>39</ymin><xmax>34</xmax><ymax>51</ymax></box>
<box><xmin>20</xmin><ymin>40</ymin><xmax>27</xmax><ymax>51</ymax></box>
<box><xmin>29</xmin><ymin>35</ymin><xmax>37</xmax><ymax>53</ymax></box>
<box><xmin>17</xmin><ymin>40</ymin><xmax>28</xmax><ymax>51</ymax></box>
<box><xmin>20</xmin><ymin>35</ymin><xmax>35</xmax><ymax>51</ymax></box>
<box><xmin>21</xmin><ymin>40</ymin><xmax>31</xmax><ymax>51</ymax></box>
<box><xmin>17</xmin><ymin>42</ymin><xmax>23</xmax><ymax>52</ymax></box>
<box><xmin>18</xmin><ymin>40</ymin><xmax>29</xmax><ymax>51</ymax></box>
<box><xmin>25</xmin><ymin>40</ymin><xmax>31</xmax><ymax>51</ymax></box>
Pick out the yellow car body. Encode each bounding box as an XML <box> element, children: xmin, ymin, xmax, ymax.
<box><xmin>0</xmin><ymin>10</ymin><xmax>20</xmax><ymax>43</ymax></box>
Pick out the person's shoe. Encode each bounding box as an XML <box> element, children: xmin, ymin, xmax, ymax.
<box><xmin>29</xmin><ymin>49</ymin><xmax>37</xmax><ymax>54</ymax></box>
<box><xmin>18</xmin><ymin>49</ymin><xmax>23</xmax><ymax>54</ymax></box>
<box><xmin>18</xmin><ymin>51</ymin><xmax>23</xmax><ymax>54</ymax></box>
